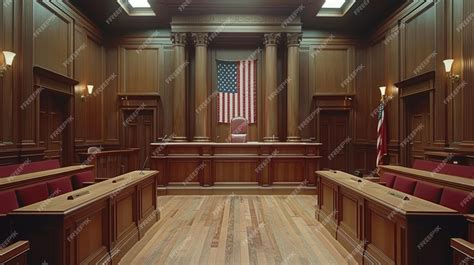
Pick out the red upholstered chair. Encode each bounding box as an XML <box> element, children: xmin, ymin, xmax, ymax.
<box><xmin>47</xmin><ymin>177</ymin><xmax>73</xmax><ymax>196</ymax></box>
<box><xmin>439</xmin><ymin>163</ymin><xmax>474</xmax><ymax>179</ymax></box>
<box><xmin>15</xmin><ymin>184</ymin><xmax>49</xmax><ymax>207</ymax></box>
<box><xmin>412</xmin><ymin>159</ymin><xmax>438</xmax><ymax>172</ymax></box>
<box><xmin>0</xmin><ymin>191</ymin><xmax>19</xmax><ymax>214</ymax></box>
<box><xmin>379</xmin><ymin>173</ymin><xmax>397</xmax><ymax>188</ymax></box>
<box><xmin>72</xmin><ymin>171</ymin><xmax>95</xmax><ymax>189</ymax></box>
<box><xmin>392</xmin><ymin>176</ymin><xmax>417</xmax><ymax>195</ymax></box>
<box><xmin>413</xmin><ymin>181</ymin><xmax>443</xmax><ymax>203</ymax></box>
<box><xmin>0</xmin><ymin>164</ymin><xmax>23</xmax><ymax>178</ymax></box>
<box><xmin>23</xmin><ymin>159</ymin><xmax>60</xmax><ymax>174</ymax></box>
<box><xmin>440</xmin><ymin>188</ymin><xmax>474</xmax><ymax>214</ymax></box>
<box><xmin>230</xmin><ymin>117</ymin><xmax>248</xmax><ymax>143</ymax></box>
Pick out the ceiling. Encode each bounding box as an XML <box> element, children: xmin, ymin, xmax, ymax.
<box><xmin>69</xmin><ymin>0</ymin><xmax>408</xmax><ymax>36</ymax></box>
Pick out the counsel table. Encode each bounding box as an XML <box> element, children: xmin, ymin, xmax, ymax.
<box><xmin>316</xmin><ymin>170</ymin><xmax>465</xmax><ymax>265</ymax></box>
<box><xmin>150</xmin><ymin>142</ymin><xmax>322</xmax><ymax>187</ymax></box>
<box><xmin>9</xmin><ymin>170</ymin><xmax>159</xmax><ymax>265</ymax></box>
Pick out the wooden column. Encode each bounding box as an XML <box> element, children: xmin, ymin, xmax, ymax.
<box><xmin>192</xmin><ymin>33</ymin><xmax>210</xmax><ymax>142</ymax></box>
<box><xmin>263</xmin><ymin>33</ymin><xmax>281</xmax><ymax>142</ymax></box>
<box><xmin>286</xmin><ymin>33</ymin><xmax>302</xmax><ymax>142</ymax></box>
<box><xmin>171</xmin><ymin>33</ymin><xmax>188</xmax><ymax>142</ymax></box>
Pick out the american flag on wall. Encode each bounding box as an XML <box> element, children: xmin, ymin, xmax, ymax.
<box><xmin>377</xmin><ymin>103</ymin><xmax>387</xmax><ymax>166</ymax></box>
<box><xmin>217</xmin><ymin>59</ymin><xmax>257</xmax><ymax>123</ymax></box>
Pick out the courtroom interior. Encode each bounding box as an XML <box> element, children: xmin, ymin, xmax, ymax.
<box><xmin>0</xmin><ymin>0</ymin><xmax>473</xmax><ymax>264</ymax></box>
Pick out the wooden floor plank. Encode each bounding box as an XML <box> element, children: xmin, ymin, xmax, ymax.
<box><xmin>120</xmin><ymin>195</ymin><xmax>350</xmax><ymax>265</ymax></box>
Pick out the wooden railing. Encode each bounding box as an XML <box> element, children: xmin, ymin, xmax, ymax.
<box><xmin>78</xmin><ymin>148</ymin><xmax>140</xmax><ymax>179</ymax></box>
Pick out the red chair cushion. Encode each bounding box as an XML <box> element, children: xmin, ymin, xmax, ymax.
<box><xmin>379</xmin><ymin>173</ymin><xmax>397</xmax><ymax>188</ymax></box>
<box><xmin>15</xmin><ymin>184</ymin><xmax>49</xmax><ymax>207</ymax></box>
<box><xmin>392</xmin><ymin>176</ymin><xmax>417</xmax><ymax>194</ymax></box>
<box><xmin>0</xmin><ymin>159</ymin><xmax>61</xmax><ymax>178</ymax></box>
<box><xmin>412</xmin><ymin>159</ymin><xmax>438</xmax><ymax>172</ymax></box>
<box><xmin>72</xmin><ymin>171</ymin><xmax>95</xmax><ymax>189</ymax></box>
<box><xmin>47</xmin><ymin>177</ymin><xmax>73</xmax><ymax>196</ymax></box>
<box><xmin>0</xmin><ymin>191</ymin><xmax>19</xmax><ymax>214</ymax></box>
<box><xmin>439</xmin><ymin>163</ymin><xmax>474</xmax><ymax>179</ymax></box>
<box><xmin>23</xmin><ymin>159</ymin><xmax>60</xmax><ymax>174</ymax></box>
<box><xmin>413</xmin><ymin>181</ymin><xmax>443</xmax><ymax>203</ymax></box>
<box><xmin>439</xmin><ymin>188</ymin><xmax>474</xmax><ymax>214</ymax></box>
<box><xmin>231</xmin><ymin>134</ymin><xmax>247</xmax><ymax>143</ymax></box>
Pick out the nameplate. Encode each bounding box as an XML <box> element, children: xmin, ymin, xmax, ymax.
<box><xmin>67</xmin><ymin>191</ymin><xmax>90</xmax><ymax>200</ymax></box>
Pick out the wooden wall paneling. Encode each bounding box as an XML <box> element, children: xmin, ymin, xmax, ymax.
<box><xmin>119</xmin><ymin>44</ymin><xmax>160</xmax><ymax>94</ymax></box>
<box><xmin>19</xmin><ymin>0</ymin><xmax>39</xmax><ymax>158</ymax></box>
<box><xmin>0</xmin><ymin>0</ymin><xmax>20</xmax><ymax>162</ymax></box>
<box><xmin>104</xmin><ymin>47</ymin><xmax>120</xmax><ymax>145</ymax></box>
<box><xmin>312</xmin><ymin>45</ymin><xmax>356</xmax><ymax>95</ymax></box>
<box><xmin>298</xmin><ymin>45</ymin><xmax>313</xmax><ymax>140</ymax></box>
<box><xmin>33</xmin><ymin>0</ymin><xmax>73</xmax><ymax>77</ymax></box>
<box><xmin>160</xmin><ymin>45</ymin><xmax>174</xmax><ymax>138</ymax></box>
<box><xmin>452</xmin><ymin>0</ymin><xmax>474</xmax><ymax>149</ymax></box>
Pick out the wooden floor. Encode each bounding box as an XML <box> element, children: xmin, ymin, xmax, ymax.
<box><xmin>120</xmin><ymin>195</ymin><xmax>351</xmax><ymax>265</ymax></box>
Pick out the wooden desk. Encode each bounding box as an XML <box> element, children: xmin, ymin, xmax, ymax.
<box><xmin>151</xmin><ymin>142</ymin><xmax>321</xmax><ymax>187</ymax></box>
<box><xmin>316</xmin><ymin>170</ymin><xmax>465</xmax><ymax>265</ymax></box>
<box><xmin>0</xmin><ymin>165</ymin><xmax>94</xmax><ymax>192</ymax></box>
<box><xmin>0</xmin><ymin>241</ymin><xmax>29</xmax><ymax>265</ymax></box>
<box><xmin>378</xmin><ymin>165</ymin><xmax>474</xmax><ymax>192</ymax></box>
<box><xmin>9</xmin><ymin>170</ymin><xmax>159</xmax><ymax>264</ymax></box>
<box><xmin>78</xmin><ymin>148</ymin><xmax>140</xmax><ymax>179</ymax></box>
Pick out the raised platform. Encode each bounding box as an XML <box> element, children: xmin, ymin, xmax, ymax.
<box><xmin>150</xmin><ymin>141</ymin><xmax>322</xmax><ymax>187</ymax></box>
<box><xmin>157</xmin><ymin>182</ymin><xmax>317</xmax><ymax>195</ymax></box>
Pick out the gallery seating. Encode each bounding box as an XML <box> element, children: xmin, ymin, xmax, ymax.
<box><xmin>412</xmin><ymin>159</ymin><xmax>474</xmax><ymax>179</ymax></box>
<box><xmin>46</xmin><ymin>177</ymin><xmax>74</xmax><ymax>195</ymax></box>
<box><xmin>377</xmin><ymin>167</ymin><xmax>474</xmax><ymax>214</ymax></box>
<box><xmin>15</xmin><ymin>184</ymin><xmax>50</xmax><ymax>207</ymax></box>
<box><xmin>0</xmin><ymin>159</ymin><xmax>61</xmax><ymax>178</ymax></box>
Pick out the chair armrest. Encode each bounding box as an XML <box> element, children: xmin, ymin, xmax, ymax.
<box><xmin>0</xmin><ymin>241</ymin><xmax>29</xmax><ymax>264</ymax></box>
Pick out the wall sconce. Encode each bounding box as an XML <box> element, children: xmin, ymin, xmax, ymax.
<box><xmin>0</xmin><ymin>51</ymin><xmax>16</xmax><ymax>77</ymax></box>
<box><xmin>81</xmin><ymin>85</ymin><xmax>94</xmax><ymax>101</ymax></box>
<box><xmin>443</xmin><ymin>59</ymin><xmax>460</xmax><ymax>83</ymax></box>
<box><xmin>379</xmin><ymin>86</ymin><xmax>387</xmax><ymax>100</ymax></box>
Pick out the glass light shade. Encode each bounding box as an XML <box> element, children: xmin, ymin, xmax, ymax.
<box><xmin>3</xmin><ymin>51</ymin><xmax>16</xmax><ymax>66</ymax></box>
<box><xmin>379</xmin><ymin>86</ymin><xmax>387</xmax><ymax>97</ymax></box>
<box><xmin>87</xmin><ymin>85</ymin><xmax>94</xmax><ymax>95</ymax></box>
<box><xmin>443</xmin><ymin>59</ymin><xmax>454</xmax><ymax>73</ymax></box>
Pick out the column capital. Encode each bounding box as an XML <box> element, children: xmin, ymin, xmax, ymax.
<box><xmin>286</xmin><ymin>33</ymin><xmax>302</xmax><ymax>47</ymax></box>
<box><xmin>171</xmin><ymin>33</ymin><xmax>187</xmax><ymax>46</ymax></box>
<box><xmin>263</xmin><ymin>33</ymin><xmax>281</xmax><ymax>46</ymax></box>
<box><xmin>191</xmin><ymin>33</ymin><xmax>209</xmax><ymax>47</ymax></box>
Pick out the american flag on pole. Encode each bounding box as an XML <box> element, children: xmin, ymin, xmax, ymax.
<box><xmin>217</xmin><ymin>59</ymin><xmax>257</xmax><ymax>123</ymax></box>
<box><xmin>377</xmin><ymin>103</ymin><xmax>387</xmax><ymax>166</ymax></box>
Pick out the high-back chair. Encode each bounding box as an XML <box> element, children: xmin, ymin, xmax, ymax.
<box><xmin>230</xmin><ymin>117</ymin><xmax>248</xmax><ymax>143</ymax></box>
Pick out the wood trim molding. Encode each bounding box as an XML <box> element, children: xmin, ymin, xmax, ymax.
<box><xmin>171</xmin><ymin>15</ymin><xmax>302</xmax><ymax>33</ymax></box>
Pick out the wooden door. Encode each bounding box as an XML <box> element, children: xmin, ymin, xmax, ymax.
<box><xmin>319</xmin><ymin>111</ymin><xmax>350</xmax><ymax>171</ymax></box>
<box><xmin>40</xmin><ymin>91</ymin><xmax>68</xmax><ymax>163</ymax></box>
<box><xmin>123</xmin><ymin>110</ymin><xmax>154</xmax><ymax>169</ymax></box>
<box><xmin>405</xmin><ymin>93</ymin><xmax>431</xmax><ymax>166</ymax></box>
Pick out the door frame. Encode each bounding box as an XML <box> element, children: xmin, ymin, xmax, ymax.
<box><xmin>396</xmin><ymin>71</ymin><xmax>435</xmax><ymax>167</ymax></box>
<box><xmin>313</xmin><ymin>94</ymin><xmax>355</xmax><ymax>172</ymax></box>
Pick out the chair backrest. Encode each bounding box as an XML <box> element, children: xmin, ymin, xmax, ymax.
<box><xmin>230</xmin><ymin>117</ymin><xmax>248</xmax><ymax>143</ymax></box>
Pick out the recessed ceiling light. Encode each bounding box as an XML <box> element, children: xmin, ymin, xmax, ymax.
<box><xmin>128</xmin><ymin>0</ymin><xmax>150</xmax><ymax>8</ymax></box>
<box><xmin>322</xmin><ymin>0</ymin><xmax>346</xmax><ymax>8</ymax></box>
